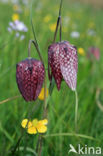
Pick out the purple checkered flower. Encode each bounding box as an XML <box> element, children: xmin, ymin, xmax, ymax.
<box><xmin>16</xmin><ymin>58</ymin><xmax>45</xmax><ymax>102</ymax></box>
<box><xmin>48</xmin><ymin>41</ymin><xmax>78</xmax><ymax>91</ymax></box>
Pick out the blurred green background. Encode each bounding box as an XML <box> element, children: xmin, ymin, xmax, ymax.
<box><xmin>0</xmin><ymin>0</ymin><xmax>103</xmax><ymax>155</ymax></box>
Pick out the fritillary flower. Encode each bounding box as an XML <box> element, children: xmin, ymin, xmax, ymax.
<box><xmin>16</xmin><ymin>58</ymin><xmax>45</xmax><ymax>101</ymax></box>
<box><xmin>88</xmin><ymin>47</ymin><xmax>100</xmax><ymax>61</ymax></box>
<box><xmin>48</xmin><ymin>41</ymin><xmax>78</xmax><ymax>91</ymax></box>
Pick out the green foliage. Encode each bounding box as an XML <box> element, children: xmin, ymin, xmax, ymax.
<box><xmin>0</xmin><ymin>0</ymin><xmax>103</xmax><ymax>155</ymax></box>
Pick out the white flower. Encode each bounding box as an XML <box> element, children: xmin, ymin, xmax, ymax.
<box><xmin>8</xmin><ymin>20</ymin><xmax>28</xmax><ymax>32</ymax></box>
<box><xmin>9</xmin><ymin>22</ymin><xmax>16</xmax><ymax>30</ymax></box>
<box><xmin>70</xmin><ymin>31</ymin><xmax>80</xmax><ymax>38</ymax></box>
<box><xmin>14</xmin><ymin>20</ymin><xmax>28</xmax><ymax>32</ymax></box>
<box><xmin>7</xmin><ymin>20</ymin><xmax>28</xmax><ymax>41</ymax></box>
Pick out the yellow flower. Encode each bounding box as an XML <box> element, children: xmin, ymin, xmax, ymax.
<box><xmin>43</xmin><ymin>15</ymin><xmax>52</xmax><ymax>23</ymax></box>
<box><xmin>78</xmin><ymin>48</ymin><xmax>85</xmax><ymax>56</ymax></box>
<box><xmin>21</xmin><ymin>118</ymin><xmax>48</xmax><ymax>134</ymax></box>
<box><xmin>12</xmin><ymin>14</ymin><xmax>19</xmax><ymax>21</ymax></box>
<box><xmin>13</xmin><ymin>5</ymin><xmax>19</xmax><ymax>11</ymax></box>
<box><xmin>38</xmin><ymin>88</ymin><xmax>49</xmax><ymax>100</ymax></box>
<box><xmin>49</xmin><ymin>23</ymin><xmax>56</xmax><ymax>32</ymax></box>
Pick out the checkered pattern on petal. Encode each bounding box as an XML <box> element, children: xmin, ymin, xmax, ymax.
<box><xmin>59</xmin><ymin>41</ymin><xmax>78</xmax><ymax>91</ymax></box>
<box><xmin>16</xmin><ymin>58</ymin><xmax>45</xmax><ymax>101</ymax></box>
<box><xmin>48</xmin><ymin>43</ymin><xmax>63</xmax><ymax>90</ymax></box>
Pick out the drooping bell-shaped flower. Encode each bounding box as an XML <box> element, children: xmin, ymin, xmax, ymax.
<box><xmin>88</xmin><ymin>47</ymin><xmax>100</xmax><ymax>61</ymax></box>
<box><xmin>16</xmin><ymin>58</ymin><xmax>45</xmax><ymax>101</ymax></box>
<box><xmin>48</xmin><ymin>41</ymin><xmax>78</xmax><ymax>91</ymax></box>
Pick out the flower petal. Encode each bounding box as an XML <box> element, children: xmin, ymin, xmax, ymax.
<box><xmin>32</xmin><ymin>119</ymin><xmax>38</xmax><ymax>126</ymax></box>
<box><xmin>37</xmin><ymin>124</ymin><xmax>47</xmax><ymax>133</ymax></box>
<box><xmin>39</xmin><ymin>119</ymin><xmax>48</xmax><ymax>125</ymax></box>
<box><xmin>27</xmin><ymin>126</ymin><xmax>37</xmax><ymax>134</ymax></box>
<box><xmin>16</xmin><ymin>59</ymin><xmax>45</xmax><ymax>102</ymax></box>
<box><xmin>21</xmin><ymin>119</ymin><xmax>32</xmax><ymax>128</ymax></box>
<box><xmin>48</xmin><ymin>43</ymin><xmax>63</xmax><ymax>90</ymax></box>
<box><xmin>38</xmin><ymin>88</ymin><xmax>49</xmax><ymax>100</ymax></box>
<box><xmin>35</xmin><ymin>62</ymin><xmax>45</xmax><ymax>100</ymax></box>
<box><xmin>59</xmin><ymin>41</ymin><xmax>78</xmax><ymax>91</ymax></box>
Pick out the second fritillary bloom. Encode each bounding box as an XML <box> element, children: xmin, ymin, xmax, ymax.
<box><xmin>48</xmin><ymin>41</ymin><xmax>78</xmax><ymax>91</ymax></box>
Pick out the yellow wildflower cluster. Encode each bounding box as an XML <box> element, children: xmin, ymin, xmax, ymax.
<box><xmin>21</xmin><ymin>118</ymin><xmax>48</xmax><ymax>134</ymax></box>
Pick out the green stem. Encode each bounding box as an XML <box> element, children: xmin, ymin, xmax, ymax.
<box><xmin>38</xmin><ymin>135</ymin><xmax>43</xmax><ymax>156</ymax></box>
<box><xmin>11</xmin><ymin>101</ymin><xmax>36</xmax><ymax>155</ymax></box>
<box><xmin>44</xmin><ymin>133</ymin><xmax>99</xmax><ymax>141</ymax></box>
<box><xmin>53</xmin><ymin>16</ymin><xmax>61</xmax><ymax>43</ymax></box>
<box><xmin>53</xmin><ymin>0</ymin><xmax>63</xmax><ymax>42</ymax></box>
<box><xmin>28</xmin><ymin>39</ymin><xmax>44</xmax><ymax>64</ymax></box>
<box><xmin>43</xmin><ymin>71</ymin><xmax>47</xmax><ymax>118</ymax></box>
<box><xmin>37</xmin><ymin>69</ymin><xmax>47</xmax><ymax>156</ymax></box>
<box><xmin>59</xmin><ymin>0</ymin><xmax>63</xmax><ymax>17</ymax></box>
<box><xmin>31</xmin><ymin>20</ymin><xmax>44</xmax><ymax>64</ymax></box>
<box><xmin>32</xmin><ymin>40</ymin><xmax>44</xmax><ymax>64</ymax></box>
<box><xmin>0</xmin><ymin>95</ymin><xmax>21</xmax><ymax>105</ymax></box>
<box><xmin>75</xmin><ymin>90</ymin><xmax>78</xmax><ymax>132</ymax></box>
<box><xmin>60</xmin><ymin>17</ymin><xmax>62</xmax><ymax>42</ymax></box>
<box><xmin>96</xmin><ymin>88</ymin><xmax>103</xmax><ymax>111</ymax></box>
<box><xmin>31</xmin><ymin>19</ymin><xmax>46</xmax><ymax>156</ymax></box>
<box><xmin>59</xmin><ymin>0</ymin><xmax>62</xmax><ymax>41</ymax></box>
<box><xmin>28</xmin><ymin>40</ymin><xmax>32</xmax><ymax>58</ymax></box>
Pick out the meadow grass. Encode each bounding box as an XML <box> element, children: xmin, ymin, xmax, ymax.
<box><xmin>0</xmin><ymin>0</ymin><xmax>103</xmax><ymax>155</ymax></box>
